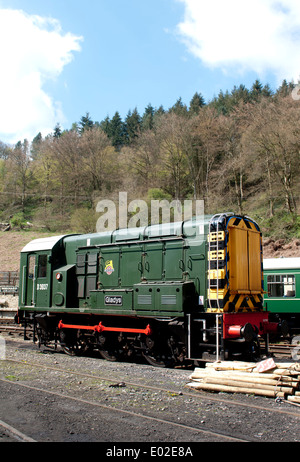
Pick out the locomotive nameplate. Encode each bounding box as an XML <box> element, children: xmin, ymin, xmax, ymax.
<box><xmin>105</xmin><ymin>295</ymin><xmax>123</xmax><ymax>306</ymax></box>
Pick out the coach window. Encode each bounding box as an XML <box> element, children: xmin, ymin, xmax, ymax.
<box><xmin>267</xmin><ymin>274</ymin><xmax>295</xmax><ymax>298</ymax></box>
<box><xmin>38</xmin><ymin>255</ymin><xmax>48</xmax><ymax>278</ymax></box>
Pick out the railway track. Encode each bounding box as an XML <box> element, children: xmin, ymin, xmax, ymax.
<box><xmin>0</xmin><ymin>377</ymin><xmax>247</xmax><ymax>443</ymax></box>
<box><xmin>268</xmin><ymin>343</ymin><xmax>295</xmax><ymax>355</ymax></box>
<box><xmin>0</xmin><ymin>419</ymin><xmax>36</xmax><ymax>442</ymax></box>
<box><xmin>0</xmin><ymin>318</ymin><xmax>33</xmax><ymax>337</ymax></box>
<box><xmin>0</xmin><ymin>325</ymin><xmax>25</xmax><ymax>335</ymax></box>
<box><xmin>0</xmin><ymin>321</ymin><xmax>296</xmax><ymax>359</ymax></box>
<box><xmin>2</xmin><ymin>337</ymin><xmax>300</xmax><ymax>442</ymax></box>
<box><xmin>2</xmin><ymin>358</ymin><xmax>300</xmax><ymax>442</ymax></box>
<box><xmin>4</xmin><ymin>355</ymin><xmax>300</xmax><ymax>417</ymax></box>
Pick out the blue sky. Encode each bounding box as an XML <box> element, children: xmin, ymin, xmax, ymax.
<box><xmin>1</xmin><ymin>0</ymin><xmax>300</xmax><ymax>144</ymax></box>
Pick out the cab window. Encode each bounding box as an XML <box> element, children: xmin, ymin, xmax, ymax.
<box><xmin>28</xmin><ymin>255</ymin><xmax>35</xmax><ymax>279</ymax></box>
<box><xmin>38</xmin><ymin>255</ymin><xmax>48</xmax><ymax>278</ymax></box>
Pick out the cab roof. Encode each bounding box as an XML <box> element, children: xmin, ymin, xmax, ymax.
<box><xmin>21</xmin><ymin>235</ymin><xmax>66</xmax><ymax>253</ymax></box>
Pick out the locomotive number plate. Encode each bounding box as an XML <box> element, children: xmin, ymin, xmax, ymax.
<box><xmin>105</xmin><ymin>295</ymin><xmax>123</xmax><ymax>306</ymax></box>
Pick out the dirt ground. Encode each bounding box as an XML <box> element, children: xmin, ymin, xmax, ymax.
<box><xmin>263</xmin><ymin>238</ymin><xmax>300</xmax><ymax>259</ymax></box>
<box><xmin>0</xmin><ymin>231</ymin><xmax>54</xmax><ymax>271</ymax></box>
<box><xmin>1</xmin><ymin>336</ymin><xmax>300</xmax><ymax>444</ymax></box>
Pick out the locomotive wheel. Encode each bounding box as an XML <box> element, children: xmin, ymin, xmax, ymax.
<box><xmin>141</xmin><ymin>336</ymin><xmax>174</xmax><ymax>368</ymax></box>
<box><xmin>60</xmin><ymin>331</ymin><xmax>88</xmax><ymax>356</ymax></box>
<box><xmin>97</xmin><ymin>333</ymin><xmax>121</xmax><ymax>362</ymax></box>
<box><xmin>62</xmin><ymin>342</ymin><xmax>87</xmax><ymax>356</ymax></box>
<box><xmin>142</xmin><ymin>352</ymin><xmax>167</xmax><ymax>368</ymax></box>
<box><xmin>98</xmin><ymin>348</ymin><xmax>118</xmax><ymax>362</ymax></box>
<box><xmin>62</xmin><ymin>345</ymin><xmax>79</xmax><ymax>356</ymax></box>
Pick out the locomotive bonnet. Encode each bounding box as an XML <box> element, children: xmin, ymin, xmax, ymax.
<box><xmin>16</xmin><ymin>213</ymin><xmax>284</xmax><ymax>365</ymax></box>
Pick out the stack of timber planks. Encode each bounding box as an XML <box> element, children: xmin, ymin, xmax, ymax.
<box><xmin>186</xmin><ymin>359</ymin><xmax>300</xmax><ymax>402</ymax></box>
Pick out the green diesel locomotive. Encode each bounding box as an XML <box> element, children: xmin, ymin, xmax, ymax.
<box><xmin>16</xmin><ymin>213</ymin><xmax>283</xmax><ymax>365</ymax></box>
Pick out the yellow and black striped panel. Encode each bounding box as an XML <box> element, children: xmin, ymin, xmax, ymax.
<box><xmin>207</xmin><ymin>291</ymin><xmax>263</xmax><ymax>313</ymax></box>
<box><xmin>224</xmin><ymin>292</ymin><xmax>263</xmax><ymax>313</ymax></box>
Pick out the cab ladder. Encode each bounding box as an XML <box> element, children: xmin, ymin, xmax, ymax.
<box><xmin>207</xmin><ymin>213</ymin><xmax>232</xmax><ymax>360</ymax></box>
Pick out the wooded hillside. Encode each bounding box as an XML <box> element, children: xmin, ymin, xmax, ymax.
<box><xmin>0</xmin><ymin>79</ymin><xmax>299</xmax><ymax>241</ymax></box>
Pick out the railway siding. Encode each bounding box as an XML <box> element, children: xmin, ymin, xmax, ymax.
<box><xmin>0</xmin><ymin>272</ymin><xmax>19</xmax><ymax>322</ymax></box>
<box><xmin>1</xmin><ymin>336</ymin><xmax>300</xmax><ymax>442</ymax></box>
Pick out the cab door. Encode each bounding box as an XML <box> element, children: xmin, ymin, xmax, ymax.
<box><xmin>26</xmin><ymin>254</ymin><xmax>36</xmax><ymax>306</ymax></box>
<box><xmin>35</xmin><ymin>253</ymin><xmax>51</xmax><ymax>308</ymax></box>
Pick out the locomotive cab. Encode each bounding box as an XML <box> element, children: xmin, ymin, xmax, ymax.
<box><xmin>19</xmin><ymin>236</ymin><xmax>66</xmax><ymax>310</ymax></box>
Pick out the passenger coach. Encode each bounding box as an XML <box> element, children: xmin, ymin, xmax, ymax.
<box><xmin>263</xmin><ymin>257</ymin><xmax>300</xmax><ymax>335</ymax></box>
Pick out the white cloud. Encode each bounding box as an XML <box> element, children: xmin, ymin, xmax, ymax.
<box><xmin>177</xmin><ymin>0</ymin><xmax>300</xmax><ymax>83</ymax></box>
<box><xmin>0</xmin><ymin>9</ymin><xmax>83</xmax><ymax>144</ymax></box>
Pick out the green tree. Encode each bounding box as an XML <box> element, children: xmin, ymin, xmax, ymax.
<box><xmin>80</xmin><ymin>126</ymin><xmax>117</xmax><ymax>193</ymax></box>
<box><xmin>230</xmin><ymin>85</ymin><xmax>250</xmax><ymax>106</ymax></box>
<box><xmin>210</xmin><ymin>89</ymin><xmax>232</xmax><ymax>115</ymax></box>
<box><xmin>125</xmin><ymin>108</ymin><xmax>141</xmax><ymax>144</ymax></box>
<box><xmin>261</xmin><ymin>83</ymin><xmax>273</xmax><ymax>98</ymax></box>
<box><xmin>125</xmin><ymin>128</ymin><xmax>161</xmax><ymax>193</ymax></box>
<box><xmin>100</xmin><ymin>116</ymin><xmax>111</xmax><ymax>136</ymax></box>
<box><xmin>8</xmin><ymin>139</ymin><xmax>33</xmax><ymax>210</ymax></box>
<box><xmin>142</xmin><ymin>104</ymin><xmax>155</xmax><ymax>131</ymax></box>
<box><xmin>188</xmin><ymin>106</ymin><xmax>223</xmax><ymax>204</ymax></box>
<box><xmin>156</xmin><ymin>113</ymin><xmax>192</xmax><ymax>200</ymax></box>
<box><xmin>169</xmin><ymin>97</ymin><xmax>188</xmax><ymax>117</ymax></box>
<box><xmin>31</xmin><ymin>132</ymin><xmax>43</xmax><ymax>160</ymax></box>
<box><xmin>53</xmin><ymin>123</ymin><xmax>62</xmax><ymax>138</ymax></box>
<box><xmin>189</xmin><ymin>92</ymin><xmax>205</xmax><ymax>115</ymax></box>
<box><xmin>275</xmin><ymin>79</ymin><xmax>294</xmax><ymax>98</ymax></box>
<box><xmin>32</xmin><ymin>136</ymin><xmax>60</xmax><ymax>218</ymax></box>
<box><xmin>79</xmin><ymin>112</ymin><xmax>94</xmax><ymax>134</ymax></box>
<box><xmin>250</xmin><ymin>79</ymin><xmax>264</xmax><ymax>102</ymax></box>
<box><xmin>0</xmin><ymin>141</ymin><xmax>11</xmax><ymax>160</ymax></box>
<box><xmin>246</xmin><ymin>97</ymin><xmax>299</xmax><ymax>215</ymax></box>
<box><xmin>109</xmin><ymin>111</ymin><xmax>126</xmax><ymax>148</ymax></box>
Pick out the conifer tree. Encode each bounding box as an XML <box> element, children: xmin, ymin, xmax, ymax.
<box><xmin>276</xmin><ymin>79</ymin><xmax>294</xmax><ymax>97</ymax></box>
<box><xmin>250</xmin><ymin>79</ymin><xmax>263</xmax><ymax>102</ymax></box>
<box><xmin>170</xmin><ymin>97</ymin><xmax>188</xmax><ymax>116</ymax></box>
<box><xmin>53</xmin><ymin>123</ymin><xmax>62</xmax><ymax>139</ymax></box>
<box><xmin>109</xmin><ymin>111</ymin><xmax>126</xmax><ymax>148</ymax></box>
<box><xmin>142</xmin><ymin>104</ymin><xmax>155</xmax><ymax>131</ymax></box>
<box><xmin>100</xmin><ymin>116</ymin><xmax>111</xmax><ymax>136</ymax></box>
<box><xmin>125</xmin><ymin>108</ymin><xmax>141</xmax><ymax>144</ymax></box>
<box><xmin>189</xmin><ymin>92</ymin><xmax>205</xmax><ymax>115</ymax></box>
<box><xmin>31</xmin><ymin>132</ymin><xmax>42</xmax><ymax>160</ymax></box>
<box><xmin>79</xmin><ymin>112</ymin><xmax>94</xmax><ymax>134</ymax></box>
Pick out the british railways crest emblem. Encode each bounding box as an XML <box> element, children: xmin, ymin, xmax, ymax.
<box><xmin>104</xmin><ymin>260</ymin><xmax>114</xmax><ymax>275</ymax></box>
